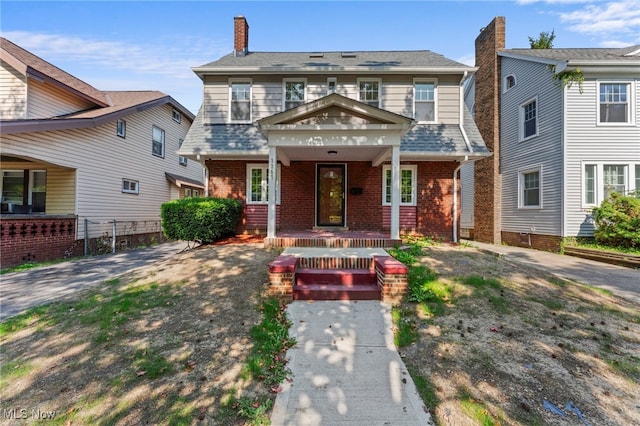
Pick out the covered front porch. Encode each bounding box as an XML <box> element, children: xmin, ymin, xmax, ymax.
<box><xmin>263</xmin><ymin>228</ymin><xmax>401</xmax><ymax>249</ymax></box>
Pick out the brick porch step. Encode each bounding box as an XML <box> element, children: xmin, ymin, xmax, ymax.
<box><xmin>293</xmin><ymin>284</ymin><xmax>381</xmax><ymax>301</ymax></box>
<box><xmin>295</xmin><ymin>268</ymin><xmax>377</xmax><ymax>286</ymax></box>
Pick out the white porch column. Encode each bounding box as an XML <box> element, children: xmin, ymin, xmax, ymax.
<box><xmin>390</xmin><ymin>145</ymin><xmax>400</xmax><ymax>240</ymax></box>
<box><xmin>267</xmin><ymin>146</ymin><xmax>277</xmax><ymax>238</ymax></box>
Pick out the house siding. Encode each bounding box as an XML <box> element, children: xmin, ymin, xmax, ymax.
<box><xmin>564</xmin><ymin>76</ymin><xmax>640</xmax><ymax>236</ymax></box>
<box><xmin>1</xmin><ymin>103</ymin><xmax>202</xmax><ymax>239</ymax></box>
<box><xmin>27</xmin><ymin>78</ymin><xmax>96</xmax><ymax>119</ymax></box>
<box><xmin>500</xmin><ymin>57</ymin><xmax>563</xmax><ymax>237</ymax></box>
<box><xmin>201</xmin><ymin>74</ymin><xmax>462</xmax><ymax>125</ymax></box>
<box><xmin>0</xmin><ymin>59</ymin><xmax>26</xmax><ymax>119</ymax></box>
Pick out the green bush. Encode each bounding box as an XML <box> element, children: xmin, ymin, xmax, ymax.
<box><xmin>592</xmin><ymin>192</ymin><xmax>640</xmax><ymax>249</ymax></box>
<box><xmin>161</xmin><ymin>197</ymin><xmax>242</xmax><ymax>244</ymax></box>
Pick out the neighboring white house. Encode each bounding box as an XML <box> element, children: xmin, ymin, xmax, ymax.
<box><xmin>0</xmin><ymin>37</ymin><xmax>204</xmax><ymax>266</ymax></box>
<box><xmin>464</xmin><ymin>17</ymin><xmax>640</xmax><ymax>252</ymax></box>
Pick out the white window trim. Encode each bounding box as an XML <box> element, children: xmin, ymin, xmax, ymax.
<box><xmin>382</xmin><ymin>164</ymin><xmax>417</xmax><ymax>206</ymax></box>
<box><xmin>596</xmin><ymin>80</ymin><xmax>635</xmax><ymax>126</ymax></box>
<box><xmin>581</xmin><ymin>162</ymin><xmax>638</xmax><ymax>208</ymax></box>
<box><xmin>246</xmin><ymin>163</ymin><xmax>281</xmax><ymax>205</ymax></box>
<box><xmin>357</xmin><ymin>77</ymin><xmax>382</xmax><ymax>108</ymax></box>
<box><xmin>503</xmin><ymin>74</ymin><xmax>517</xmax><ymax>93</ymax></box>
<box><xmin>282</xmin><ymin>78</ymin><xmax>307</xmax><ymax>110</ymax></box>
<box><xmin>152</xmin><ymin>126</ymin><xmax>165</xmax><ymax>158</ymax></box>
<box><xmin>122</xmin><ymin>178</ymin><xmax>139</xmax><ymax>195</ymax></box>
<box><xmin>413</xmin><ymin>78</ymin><xmax>438</xmax><ymax>123</ymax></box>
<box><xmin>116</xmin><ymin>119</ymin><xmax>126</xmax><ymax>138</ymax></box>
<box><xmin>172</xmin><ymin>109</ymin><xmax>181</xmax><ymax>123</ymax></box>
<box><xmin>327</xmin><ymin>77</ymin><xmax>337</xmax><ymax>95</ymax></box>
<box><xmin>518</xmin><ymin>165</ymin><xmax>543</xmax><ymax>209</ymax></box>
<box><xmin>519</xmin><ymin>96</ymin><xmax>539</xmax><ymax>142</ymax></box>
<box><xmin>228</xmin><ymin>78</ymin><xmax>252</xmax><ymax>123</ymax></box>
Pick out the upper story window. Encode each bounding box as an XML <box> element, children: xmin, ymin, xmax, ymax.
<box><xmin>178</xmin><ymin>139</ymin><xmax>187</xmax><ymax>166</ymax></box>
<box><xmin>382</xmin><ymin>165</ymin><xmax>417</xmax><ymax>206</ymax></box>
<box><xmin>284</xmin><ymin>79</ymin><xmax>306</xmax><ymax>110</ymax></box>
<box><xmin>520</xmin><ymin>97</ymin><xmax>538</xmax><ymax>141</ymax></box>
<box><xmin>327</xmin><ymin>77</ymin><xmax>337</xmax><ymax>95</ymax></box>
<box><xmin>599</xmin><ymin>82</ymin><xmax>631</xmax><ymax>124</ymax></box>
<box><xmin>230</xmin><ymin>81</ymin><xmax>252</xmax><ymax>122</ymax></box>
<box><xmin>358</xmin><ymin>79</ymin><xmax>380</xmax><ymax>108</ymax></box>
<box><xmin>247</xmin><ymin>164</ymin><xmax>281</xmax><ymax>204</ymax></box>
<box><xmin>122</xmin><ymin>178</ymin><xmax>139</xmax><ymax>195</ymax></box>
<box><xmin>116</xmin><ymin>119</ymin><xmax>126</xmax><ymax>138</ymax></box>
<box><xmin>414</xmin><ymin>80</ymin><xmax>435</xmax><ymax>122</ymax></box>
<box><xmin>172</xmin><ymin>109</ymin><xmax>181</xmax><ymax>123</ymax></box>
<box><xmin>504</xmin><ymin>75</ymin><xmax>516</xmax><ymax>92</ymax></box>
<box><xmin>519</xmin><ymin>166</ymin><xmax>542</xmax><ymax>209</ymax></box>
<box><xmin>152</xmin><ymin>126</ymin><xmax>165</xmax><ymax>158</ymax></box>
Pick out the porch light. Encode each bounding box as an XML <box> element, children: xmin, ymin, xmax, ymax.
<box><xmin>327</xmin><ymin>150</ymin><xmax>338</xmax><ymax>155</ymax></box>
<box><xmin>324</xmin><ymin>171</ymin><xmax>338</xmax><ymax>179</ymax></box>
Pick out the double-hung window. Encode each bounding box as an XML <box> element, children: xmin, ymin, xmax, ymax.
<box><xmin>519</xmin><ymin>166</ymin><xmax>541</xmax><ymax>208</ymax></box>
<box><xmin>520</xmin><ymin>97</ymin><xmax>538</xmax><ymax>141</ymax></box>
<box><xmin>382</xmin><ymin>165</ymin><xmax>417</xmax><ymax>206</ymax></box>
<box><xmin>230</xmin><ymin>81</ymin><xmax>251</xmax><ymax>122</ymax></box>
<box><xmin>414</xmin><ymin>80</ymin><xmax>435</xmax><ymax>122</ymax></box>
<box><xmin>603</xmin><ymin>165</ymin><xmax>626</xmax><ymax>198</ymax></box>
<box><xmin>247</xmin><ymin>164</ymin><xmax>281</xmax><ymax>204</ymax></box>
<box><xmin>599</xmin><ymin>82</ymin><xmax>631</xmax><ymax>124</ymax></box>
<box><xmin>284</xmin><ymin>79</ymin><xmax>306</xmax><ymax>110</ymax></box>
<box><xmin>358</xmin><ymin>79</ymin><xmax>380</xmax><ymax>108</ymax></box>
<box><xmin>152</xmin><ymin>126</ymin><xmax>165</xmax><ymax>158</ymax></box>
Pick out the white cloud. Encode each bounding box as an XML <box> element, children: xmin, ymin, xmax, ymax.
<box><xmin>559</xmin><ymin>1</ymin><xmax>640</xmax><ymax>35</ymax></box>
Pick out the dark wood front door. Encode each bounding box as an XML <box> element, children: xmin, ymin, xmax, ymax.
<box><xmin>317</xmin><ymin>164</ymin><xmax>345</xmax><ymax>227</ymax></box>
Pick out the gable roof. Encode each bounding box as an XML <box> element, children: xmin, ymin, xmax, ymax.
<box><xmin>1</xmin><ymin>37</ymin><xmax>110</xmax><ymax>107</ymax></box>
<box><xmin>193</xmin><ymin>50</ymin><xmax>476</xmax><ymax>77</ymax></box>
<box><xmin>500</xmin><ymin>45</ymin><xmax>640</xmax><ymax>67</ymax></box>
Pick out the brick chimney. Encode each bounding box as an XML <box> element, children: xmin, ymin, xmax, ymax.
<box><xmin>473</xmin><ymin>17</ymin><xmax>505</xmax><ymax>245</ymax></box>
<box><xmin>234</xmin><ymin>16</ymin><xmax>249</xmax><ymax>56</ymax></box>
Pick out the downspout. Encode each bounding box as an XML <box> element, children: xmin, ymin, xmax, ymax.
<box><xmin>453</xmin><ymin>71</ymin><xmax>473</xmax><ymax>243</ymax></box>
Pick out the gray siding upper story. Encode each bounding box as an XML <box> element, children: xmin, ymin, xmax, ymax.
<box><xmin>499</xmin><ymin>57</ymin><xmax>564</xmax><ymax>236</ymax></box>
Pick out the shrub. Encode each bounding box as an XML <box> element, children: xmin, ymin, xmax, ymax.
<box><xmin>592</xmin><ymin>192</ymin><xmax>640</xmax><ymax>249</ymax></box>
<box><xmin>161</xmin><ymin>197</ymin><xmax>242</xmax><ymax>244</ymax></box>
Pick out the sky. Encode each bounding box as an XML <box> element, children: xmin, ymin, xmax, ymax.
<box><xmin>2</xmin><ymin>0</ymin><xmax>639</xmax><ymax>115</ymax></box>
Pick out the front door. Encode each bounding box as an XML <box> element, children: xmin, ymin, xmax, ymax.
<box><xmin>317</xmin><ymin>164</ymin><xmax>345</xmax><ymax>227</ymax></box>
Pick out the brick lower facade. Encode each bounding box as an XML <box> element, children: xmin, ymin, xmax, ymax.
<box><xmin>501</xmin><ymin>231</ymin><xmax>563</xmax><ymax>253</ymax></box>
<box><xmin>206</xmin><ymin>159</ymin><xmax>460</xmax><ymax>240</ymax></box>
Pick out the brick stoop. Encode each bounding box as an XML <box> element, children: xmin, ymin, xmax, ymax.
<box><xmin>294</xmin><ymin>268</ymin><xmax>381</xmax><ymax>301</ymax></box>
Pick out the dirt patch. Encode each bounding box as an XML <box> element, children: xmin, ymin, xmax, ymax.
<box><xmin>1</xmin><ymin>241</ymin><xmax>638</xmax><ymax>425</ymax></box>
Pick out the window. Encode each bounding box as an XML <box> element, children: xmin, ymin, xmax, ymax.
<box><xmin>172</xmin><ymin>109</ymin><xmax>181</xmax><ymax>123</ymax></box>
<box><xmin>584</xmin><ymin>164</ymin><xmax>596</xmax><ymax>205</ymax></box>
<box><xmin>247</xmin><ymin>164</ymin><xmax>281</xmax><ymax>204</ymax></box>
<box><xmin>599</xmin><ymin>82</ymin><xmax>630</xmax><ymax>123</ymax></box>
<box><xmin>519</xmin><ymin>167</ymin><xmax>541</xmax><ymax>208</ymax></box>
<box><xmin>1</xmin><ymin>170</ymin><xmax>46</xmax><ymax>213</ymax></box>
<box><xmin>603</xmin><ymin>165</ymin><xmax>626</xmax><ymax>198</ymax></box>
<box><xmin>414</xmin><ymin>80</ymin><xmax>435</xmax><ymax>122</ymax></box>
<box><xmin>152</xmin><ymin>126</ymin><xmax>165</xmax><ymax>157</ymax></box>
<box><xmin>178</xmin><ymin>139</ymin><xmax>187</xmax><ymax>166</ymax></box>
<box><xmin>504</xmin><ymin>75</ymin><xmax>516</xmax><ymax>91</ymax></box>
<box><xmin>327</xmin><ymin>77</ymin><xmax>337</xmax><ymax>95</ymax></box>
<box><xmin>193</xmin><ymin>189</ymin><xmax>200</xmax><ymax>197</ymax></box>
<box><xmin>284</xmin><ymin>79</ymin><xmax>305</xmax><ymax>110</ymax></box>
<box><xmin>382</xmin><ymin>165</ymin><xmax>417</xmax><ymax>206</ymax></box>
<box><xmin>122</xmin><ymin>179</ymin><xmax>139</xmax><ymax>194</ymax></box>
<box><xmin>184</xmin><ymin>188</ymin><xmax>192</xmax><ymax>198</ymax></box>
<box><xmin>116</xmin><ymin>119</ymin><xmax>126</xmax><ymax>138</ymax></box>
<box><xmin>230</xmin><ymin>81</ymin><xmax>251</xmax><ymax>121</ymax></box>
<box><xmin>636</xmin><ymin>165</ymin><xmax>640</xmax><ymax>193</ymax></box>
<box><xmin>358</xmin><ymin>79</ymin><xmax>380</xmax><ymax>107</ymax></box>
<box><xmin>520</xmin><ymin>98</ymin><xmax>537</xmax><ymax>140</ymax></box>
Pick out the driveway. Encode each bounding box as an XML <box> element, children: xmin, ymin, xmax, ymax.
<box><xmin>0</xmin><ymin>241</ymin><xmax>190</xmax><ymax>320</ymax></box>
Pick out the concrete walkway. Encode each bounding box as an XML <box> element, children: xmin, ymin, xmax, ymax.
<box><xmin>271</xmin><ymin>300</ymin><xmax>433</xmax><ymax>426</ymax></box>
<box><xmin>465</xmin><ymin>240</ymin><xmax>640</xmax><ymax>306</ymax></box>
<box><xmin>0</xmin><ymin>240</ymin><xmax>190</xmax><ymax>320</ymax></box>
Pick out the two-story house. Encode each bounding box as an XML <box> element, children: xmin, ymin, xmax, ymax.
<box><xmin>180</xmin><ymin>16</ymin><xmax>490</xmax><ymax>244</ymax></box>
<box><xmin>0</xmin><ymin>37</ymin><xmax>205</xmax><ymax>267</ymax></box>
<box><xmin>465</xmin><ymin>17</ymin><xmax>640</xmax><ymax>252</ymax></box>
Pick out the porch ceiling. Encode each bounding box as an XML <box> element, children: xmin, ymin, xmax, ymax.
<box><xmin>278</xmin><ymin>146</ymin><xmax>390</xmax><ymax>162</ymax></box>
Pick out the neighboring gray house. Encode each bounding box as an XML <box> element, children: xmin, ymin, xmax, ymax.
<box><xmin>464</xmin><ymin>17</ymin><xmax>640</xmax><ymax>252</ymax></box>
<box><xmin>180</xmin><ymin>16</ymin><xmax>490</xmax><ymax>242</ymax></box>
